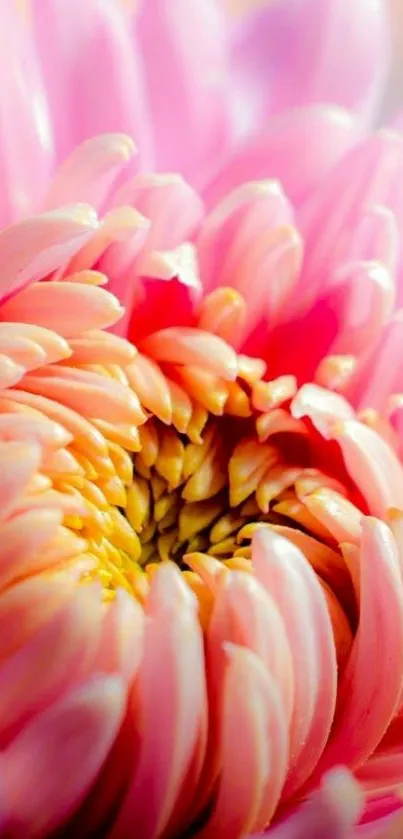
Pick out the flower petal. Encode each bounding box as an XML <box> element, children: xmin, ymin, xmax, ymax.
<box><xmin>252</xmin><ymin>528</ymin><xmax>337</xmax><ymax>800</ymax></box>
<box><xmin>0</xmin><ymin>675</ymin><xmax>126</xmax><ymax>838</ymax></box>
<box><xmin>110</xmin><ymin>564</ymin><xmax>206</xmax><ymax>839</ymax></box>
<box><xmin>135</xmin><ymin>0</ymin><xmax>230</xmax><ymax>185</ymax></box>
<box><xmin>316</xmin><ymin>518</ymin><xmax>403</xmax><ymax>775</ymax></box>
<box><xmin>0</xmin><ymin>2</ymin><xmax>54</xmax><ymax>225</ymax></box>
<box><xmin>0</xmin><ymin>206</ymin><xmax>98</xmax><ymax>304</ymax></box>
<box><xmin>197</xmin><ymin>644</ymin><xmax>288</xmax><ymax>839</ymax></box>
<box><xmin>31</xmin><ymin>0</ymin><xmax>152</xmax><ymax>168</ymax></box>
<box><xmin>204</xmin><ymin>107</ymin><xmax>363</xmax><ymax>210</ymax></box>
<box><xmin>230</xmin><ymin>0</ymin><xmax>388</xmax><ymax>125</ymax></box>
<box><xmin>43</xmin><ymin>134</ymin><xmax>136</xmax><ymax>213</ymax></box>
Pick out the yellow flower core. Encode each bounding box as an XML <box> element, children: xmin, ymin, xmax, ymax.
<box><xmin>54</xmin><ymin>348</ymin><xmax>354</xmax><ymax>662</ymax></box>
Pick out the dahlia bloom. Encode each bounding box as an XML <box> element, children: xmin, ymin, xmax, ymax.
<box><xmin>2</xmin><ymin>0</ymin><xmax>403</xmax><ymax>837</ymax></box>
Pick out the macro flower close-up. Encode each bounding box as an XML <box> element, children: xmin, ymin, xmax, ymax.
<box><xmin>3</xmin><ymin>0</ymin><xmax>403</xmax><ymax>837</ymax></box>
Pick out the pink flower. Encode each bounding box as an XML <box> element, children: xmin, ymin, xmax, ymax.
<box><xmin>1</xmin><ymin>1</ymin><xmax>403</xmax><ymax>837</ymax></box>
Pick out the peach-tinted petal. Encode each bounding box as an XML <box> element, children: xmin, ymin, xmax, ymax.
<box><xmin>126</xmin><ymin>353</ymin><xmax>172</xmax><ymax>424</ymax></box>
<box><xmin>141</xmin><ymin>327</ymin><xmax>238</xmax><ymax>380</ymax></box>
<box><xmin>0</xmin><ymin>441</ymin><xmax>42</xmax><ymax>520</ymax></box>
<box><xmin>19</xmin><ymin>365</ymin><xmax>145</xmax><ymax>425</ymax></box>
<box><xmin>0</xmin><ymin>282</ymin><xmax>123</xmax><ymax>336</ymax></box>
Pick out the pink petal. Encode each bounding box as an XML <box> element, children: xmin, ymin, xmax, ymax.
<box><xmin>0</xmin><ymin>206</ymin><xmax>98</xmax><ymax>305</ymax></box>
<box><xmin>316</xmin><ymin>518</ymin><xmax>403</xmax><ymax>775</ymax></box>
<box><xmin>204</xmin><ymin>106</ymin><xmax>363</xmax><ymax>210</ymax></box>
<box><xmin>0</xmin><ymin>570</ymin><xmax>83</xmax><ymax>661</ymax></box>
<box><xmin>345</xmin><ymin>313</ymin><xmax>403</xmax><ymax>413</ymax></box>
<box><xmin>207</xmin><ymin>571</ymin><xmax>294</xmax><ymax>725</ymax></box>
<box><xmin>197</xmin><ymin>180</ymin><xmax>296</xmax><ymax>310</ymax></box>
<box><xmin>42</xmin><ymin>134</ymin><xmax>136</xmax><ymax>213</ymax></box>
<box><xmin>291</xmin><ymin>383</ymin><xmax>355</xmax><ymax>439</ymax></box>
<box><xmin>329</xmin><ymin>261</ymin><xmax>395</xmax><ymax>356</ymax></box>
<box><xmin>0</xmin><ymin>675</ymin><xmax>126</xmax><ymax>838</ymax></box>
<box><xmin>134</xmin><ymin>0</ymin><xmax>230</xmax><ymax>186</ymax></box>
<box><xmin>263</xmin><ymin>260</ymin><xmax>394</xmax><ymax>383</ymax></box>
<box><xmin>261</xmin><ymin>768</ymin><xmax>363</xmax><ymax>839</ymax></box>
<box><xmin>110</xmin><ymin>564</ymin><xmax>206</xmax><ymax>839</ymax></box>
<box><xmin>230</xmin><ymin>0</ymin><xmax>389</xmax><ymax>126</ymax></box>
<box><xmin>111</xmin><ymin>173</ymin><xmax>204</xmax><ymax>258</ymax></box>
<box><xmin>332</xmin><ymin>419</ymin><xmax>403</xmax><ymax>518</ymax></box>
<box><xmin>197</xmin><ymin>645</ymin><xmax>288</xmax><ymax>839</ymax></box>
<box><xmin>343</xmin><ymin>205</ymin><xmax>399</xmax><ymax>276</ymax></box>
<box><xmin>94</xmin><ymin>588</ymin><xmax>145</xmax><ymax>683</ymax></box>
<box><xmin>252</xmin><ymin>528</ymin><xmax>337</xmax><ymax>800</ymax></box>
<box><xmin>0</xmin><ymin>585</ymin><xmax>102</xmax><ymax>744</ymax></box>
<box><xmin>31</xmin><ymin>0</ymin><xmax>152</xmax><ymax>169</ymax></box>
<box><xmin>299</xmin><ymin>131</ymin><xmax>403</xmax><ymax>309</ymax></box>
<box><xmin>0</xmin><ymin>2</ymin><xmax>54</xmax><ymax>225</ymax></box>
<box><xmin>126</xmin><ymin>245</ymin><xmax>202</xmax><ymax>344</ymax></box>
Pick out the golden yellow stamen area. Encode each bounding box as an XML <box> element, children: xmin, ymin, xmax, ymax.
<box><xmin>53</xmin><ymin>343</ymin><xmax>356</xmax><ymax>666</ymax></box>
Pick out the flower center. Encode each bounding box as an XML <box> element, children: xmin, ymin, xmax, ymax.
<box><xmin>72</xmin><ymin>362</ymin><xmax>356</xmax><ymax>670</ymax></box>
